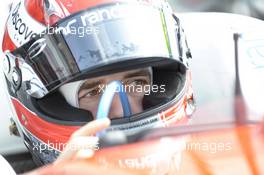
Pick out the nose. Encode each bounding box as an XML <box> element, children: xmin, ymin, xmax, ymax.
<box><xmin>109</xmin><ymin>95</ymin><xmax>144</xmax><ymax>119</ymax></box>
<box><xmin>96</xmin><ymin>80</ymin><xmax>131</xmax><ymax>120</ymax></box>
<box><xmin>108</xmin><ymin>94</ymin><xmax>124</xmax><ymax>119</ymax></box>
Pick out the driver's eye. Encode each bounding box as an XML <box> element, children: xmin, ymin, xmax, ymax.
<box><xmin>123</xmin><ymin>77</ymin><xmax>151</xmax><ymax>96</ymax></box>
<box><xmin>86</xmin><ymin>88</ymin><xmax>102</xmax><ymax>97</ymax></box>
<box><xmin>79</xmin><ymin>86</ymin><xmax>104</xmax><ymax>99</ymax></box>
<box><xmin>125</xmin><ymin>79</ymin><xmax>149</xmax><ymax>87</ymax></box>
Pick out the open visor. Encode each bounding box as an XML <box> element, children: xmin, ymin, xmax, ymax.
<box><xmin>9</xmin><ymin>2</ymin><xmax>183</xmax><ymax>98</ymax></box>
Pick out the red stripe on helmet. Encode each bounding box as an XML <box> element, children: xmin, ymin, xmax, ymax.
<box><xmin>2</xmin><ymin>28</ymin><xmax>17</xmax><ymax>52</ymax></box>
<box><xmin>24</xmin><ymin>0</ymin><xmax>46</xmax><ymax>24</ymax></box>
<box><xmin>11</xmin><ymin>97</ymin><xmax>80</xmax><ymax>151</ymax></box>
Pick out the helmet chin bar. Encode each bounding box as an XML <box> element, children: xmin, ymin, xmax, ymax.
<box><xmin>96</xmin><ymin>80</ymin><xmax>132</xmax><ymax>136</ymax></box>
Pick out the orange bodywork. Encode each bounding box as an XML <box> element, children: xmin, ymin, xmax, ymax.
<box><xmin>178</xmin><ymin>125</ymin><xmax>264</xmax><ymax>175</ymax></box>
<box><xmin>26</xmin><ymin>122</ymin><xmax>264</xmax><ymax>175</ymax></box>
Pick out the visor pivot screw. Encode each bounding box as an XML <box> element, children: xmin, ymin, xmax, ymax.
<box><xmin>11</xmin><ymin>67</ymin><xmax>22</xmax><ymax>90</ymax></box>
<box><xmin>12</xmin><ymin>71</ymin><xmax>19</xmax><ymax>84</ymax></box>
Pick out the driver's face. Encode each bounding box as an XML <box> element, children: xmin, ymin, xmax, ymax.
<box><xmin>78</xmin><ymin>68</ymin><xmax>152</xmax><ymax>119</ymax></box>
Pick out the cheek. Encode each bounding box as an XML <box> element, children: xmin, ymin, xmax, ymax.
<box><xmin>128</xmin><ymin>96</ymin><xmax>144</xmax><ymax>114</ymax></box>
<box><xmin>79</xmin><ymin>98</ymin><xmax>99</xmax><ymax>119</ymax></box>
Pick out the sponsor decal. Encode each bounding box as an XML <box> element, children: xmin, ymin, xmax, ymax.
<box><xmin>116</xmin><ymin>152</ymin><xmax>182</xmax><ymax>173</ymax></box>
<box><xmin>98</xmin><ymin>138</ymin><xmax>185</xmax><ymax>173</ymax></box>
<box><xmin>58</xmin><ymin>4</ymin><xmax>131</xmax><ymax>35</ymax></box>
<box><xmin>59</xmin><ymin>3</ymin><xmax>157</xmax><ymax>35</ymax></box>
<box><xmin>106</xmin><ymin>115</ymin><xmax>163</xmax><ymax>135</ymax></box>
<box><xmin>7</xmin><ymin>0</ymin><xmax>45</xmax><ymax>46</ymax></box>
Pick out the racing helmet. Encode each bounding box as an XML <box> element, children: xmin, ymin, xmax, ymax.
<box><xmin>2</xmin><ymin>0</ymin><xmax>194</xmax><ymax>165</ymax></box>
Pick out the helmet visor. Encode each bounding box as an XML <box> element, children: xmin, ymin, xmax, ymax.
<box><xmin>11</xmin><ymin>2</ymin><xmax>181</xmax><ymax>98</ymax></box>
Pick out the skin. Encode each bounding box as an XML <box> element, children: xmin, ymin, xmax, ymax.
<box><xmin>78</xmin><ymin>68</ymin><xmax>152</xmax><ymax>119</ymax></box>
<box><xmin>55</xmin><ymin>118</ymin><xmax>111</xmax><ymax>164</ymax></box>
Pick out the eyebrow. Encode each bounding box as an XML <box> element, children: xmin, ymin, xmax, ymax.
<box><xmin>79</xmin><ymin>80</ymin><xmax>103</xmax><ymax>92</ymax></box>
<box><xmin>123</xmin><ymin>69</ymin><xmax>151</xmax><ymax>79</ymax></box>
